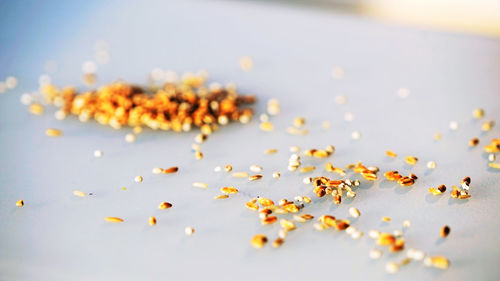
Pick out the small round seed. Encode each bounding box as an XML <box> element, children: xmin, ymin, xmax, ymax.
<box><xmin>370</xmin><ymin>249</ymin><xmax>382</xmax><ymax>259</ymax></box>
<box><xmin>134</xmin><ymin>176</ymin><xmax>143</xmax><ymax>183</ymax></box>
<box><xmin>427</xmin><ymin>161</ymin><xmax>437</xmax><ymax>169</ymax></box>
<box><xmin>16</xmin><ymin>199</ymin><xmax>24</xmax><ymax>207</ymax></box>
<box><xmin>440</xmin><ymin>225</ymin><xmax>450</xmax><ymax>237</ymax></box>
<box><xmin>125</xmin><ymin>133</ymin><xmax>136</xmax><ymax>143</ymax></box>
<box><xmin>149</xmin><ymin>216</ymin><xmax>157</xmax><ymax>226</ymax></box>
<box><xmin>349</xmin><ymin>207</ymin><xmax>360</xmax><ymax>218</ymax></box>
<box><xmin>272</xmin><ymin>172</ymin><xmax>280</xmax><ymax>179</ymax></box>
<box><xmin>250</xmin><ymin>234</ymin><xmax>268</xmax><ymax>248</ymax></box>
<box><xmin>449</xmin><ymin>121</ymin><xmax>459</xmax><ymax>130</ymax></box>
<box><xmin>184</xmin><ymin>226</ymin><xmax>195</xmax><ymax>235</ymax></box>
<box><xmin>473</xmin><ymin>108</ymin><xmax>484</xmax><ymax>119</ymax></box>
<box><xmin>402</xmin><ymin>220</ymin><xmax>411</xmax><ymax>228</ymax></box>
<box><xmin>351</xmin><ymin>130</ymin><xmax>361</xmax><ymax>140</ymax></box>
<box><xmin>385</xmin><ymin>262</ymin><xmax>399</xmax><ymax>274</ymax></box>
<box><xmin>93</xmin><ymin>150</ymin><xmax>103</xmax><ymax>158</ymax></box>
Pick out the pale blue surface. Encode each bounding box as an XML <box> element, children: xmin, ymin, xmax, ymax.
<box><xmin>0</xmin><ymin>1</ymin><xmax>499</xmax><ymax>280</ymax></box>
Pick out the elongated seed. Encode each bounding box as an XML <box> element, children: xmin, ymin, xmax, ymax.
<box><xmin>232</xmin><ymin>172</ymin><xmax>249</xmax><ymax>178</ymax></box>
<box><xmin>158</xmin><ymin>202</ymin><xmax>173</xmax><ymax>209</ymax></box>
<box><xmin>249</xmin><ymin>174</ymin><xmax>263</xmax><ymax>181</ymax></box>
<box><xmin>385</xmin><ymin>262</ymin><xmax>399</xmax><ymax>274</ymax></box>
<box><xmin>272</xmin><ymin>237</ymin><xmax>285</xmax><ymax>248</ymax></box>
<box><xmin>104</xmin><ymin>217</ymin><xmax>124</xmax><ymax>223</ymax></box>
<box><xmin>46</xmin><ymin>128</ymin><xmax>62</xmax><ymax>137</ymax></box>
<box><xmin>489</xmin><ymin>163</ymin><xmax>500</xmax><ymax>169</ymax></box>
<box><xmin>261</xmin><ymin>216</ymin><xmax>278</xmax><ymax>225</ymax></box>
<box><xmin>469</xmin><ymin>138</ymin><xmax>479</xmax><ymax>147</ymax></box>
<box><xmin>377</xmin><ymin>233</ymin><xmax>396</xmax><ymax>245</ymax></box>
<box><xmin>264</xmin><ymin>149</ymin><xmax>277</xmax><ymax>154</ymax></box>
<box><xmin>349</xmin><ymin>207</ymin><xmax>360</xmax><ymax>218</ymax></box>
<box><xmin>214</xmin><ymin>194</ymin><xmax>229</xmax><ymax>199</ymax></box>
<box><xmin>73</xmin><ymin>190</ymin><xmax>86</xmax><ymax>197</ymax></box>
<box><xmin>405</xmin><ymin>156</ymin><xmax>418</xmax><ymax>165</ymax></box>
<box><xmin>221</xmin><ymin>186</ymin><xmax>238</xmax><ymax>194</ymax></box>
<box><xmin>163</xmin><ymin>166</ymin><xmax>179</xmax><ymax>174</ymax></box>
<box><xmin>246</xmin><ymin>201</ymin><xmax>259</xmax><ymax>211</ymax></box>
<box><xmin>382</xmin><ymin>216</ymin><xmax>391</xmax><ymax>222</ymax></box>
<box><xmin>192</xmin><ymin>182</ymin><xmax>208</xmax><ymax>188</ymax></box>
<box><xmin>195</xmin><ymin>151</ymin><xmax>203</xmax><ymax>160</ymax></box>
<box><xmin>280</xmin><ymin>219</ymin><xmax>296</xmax><ymax>231</ymax></box>
<box><xmin>386</xmin><ymin>150</ymin><xmax>397</xmax><ymax>158</ymax></box>
<box><xmin>300</xmin><ymin>166</ymin><xmax>316</xmax><ymax>173</ymax></box>
<box><xmin>152</xmin><ymin>167</ymin><xmax>164</xmax><ymax>174</ymax></box>
<box><xmin>250</xmin><ymin>165</ymin><xmax>263</xmax><ymax>172</ymax></box>
<box><xmin>427</xmin><ymin>161</ymin><xmax>437</xmax><ymax>169</ymax></box>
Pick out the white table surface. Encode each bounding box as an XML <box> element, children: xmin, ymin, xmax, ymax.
<box><xmin>0</xmin><ymin>1</ymin><xmax>499</xmax><ymax>280</ymax></box>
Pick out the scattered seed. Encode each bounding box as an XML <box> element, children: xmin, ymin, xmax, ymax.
<box><xmin>351</xmin><ymin>130</ymin><xmax>361</xmax><ymax>140</ymax></box>
<box><xmin>370</xmin><ymin>249</ymin><xmax>382</xmax><ymax>259</ymax></box>
<box><xmin>397</xmin><ymin>88</ymin><xmax>410</xmax><ymax>99</ymax></box>
<box><xmin>322</xmin><ymin>121</ymin><xmax>331</xmax><ymax>129</ymax></box>
<box><xmin>482</xmin><ymin>121</ymin><xmax>494</xmax><ymax>132</ymax></box>
<box><xmin>192</xmin><ymin>182</ymin><xmax>208</xmax><ymax>188</ymax></box>
<box><xmin>272</xmin><ymin>172</ymin><xmax>280</xmax><ymax>179</ymax></box>
<box><xmin>163</xmin><ymin>166</ymin><xmax>179</xmax><ymax>174</ymax></box>
<box><xmin>469</xmin><ymin>138</ymin><xmax>479</xmax><ymax>147</ymax></box>
<box><xmin>332</xmin><ymin>67</ymin><xmax>344</xmax><ymax>79</ymax></box>
<box><xmin>260</xmin><ymin>122</ymin><xmax>274</xmax><ymax>132</ymax></box>
<box><xmin>152</xmin><ymin>167</ymin><xmax>164</xmax><ymax>174</ymax></box>
<box><xmin>425</xmin><ymin>256</ymin><xmax>450</xmax><ymax>270</ymax></box>
<box><xmin>16</xmin><ymin>199</ymin><xmax>24</xmax><ymax>207</ymax></box>
<box><xmin>221</xmin><ymin>186</ymin><xmax>238</xmax><ymax>194</ymax></box>
<box><xmin>272</xmin><ymin>237</ymin><xmax>285</xmax><ymax>248</ymax></box>
<box><xmin>224</xmin><ymin>165</ymin><xmax>232</xmax><ymax>172</ymax></box>
<box><xmin>440</xmin><ymin>225</ymin><xmax>450</xmax><ymax>237</ymax></box>
<box><xmin>73</xmin><ymin>190</ymin><xmax>86</xmax><ymax>197</ymax></box>
<box><xmin>473</xmin><ymin>108</ymin><xmax>484</xmax><ymax>119</ymax></box>
<box><xmin>158</xmin><ymin>202</ymin><xmax>173</xmax><ymax>209</ymax></box>
<box><xmin>195</xmin><ymin>151</ymin><xmax>203</xmax><ymax>160</ymax></box>
<box><xmin>104</xmin><ymin>217</ymin><xmax>124</xmax><ymax>223</ymax></box>
<box><xmin>385</xmin><ymin>262</ymin><xmax>399</xmax><ymax>274</ymax></box>
<box><xmin>46</xmin><ymin>128</ymin><xmax>62</xmax><ymax>137</ymax></box>
<box><xmin>489</xmin><ymin>162</ymin><xmax>500</xmax><ymax>169</ymax></box>
<box><xmin>403</xmin><ymin>220</ymin><xmax>411</xmax><ymax>228</ymax></box>
<box><xmin>239</xmin><ymin>56</ymin><xmax>253</xmax><ymax>71</ymax></box>
<box><xmin>232</xmin><ymin>172</ymin><xmax>249</xmax><ymax>178</ymax></box>
<box><xmin>250</xmin><ymin>165</ymin><xmax>263</xmax><ymax>172</ymax></box>
<box><xmin>29</xmin><ymin>103</ymin><xmax>44</xmax><ymax>115</ymax></box>
<box><xmin>257</xmin><ymin>198</ymin><xmax>274</xmax><ymax>207</ymax></box>
<box><xmin>427</xmin><ymin>161</ymin><xmax>437</xmax><ymax>169</ymax></box>
<box><xmin>134</xmin><ymin>176</ymin><xmax>143</xmax><ymax>183</ymax></box>
<box><xmin>250</xmin><ymin>234</ymin><xmax>267</xmax><ymax>248</ymax></box>
<box><xmin>300</xmin><ymin>166</ymin><xmax>315</xmax><ymax>173</ymax></box>
<box><xmin>246</xmin><ymin>201</ymin><xmax>259</xmax><ymax>211</ymax></box>
<box><xmin>93</xmin><ymin>150</ymin><xmax>103</xmax><ymax>158</ymax></box>
<box><xmin>405</xmin><ymin>156</ymin><xmax>418</xmax><ymax>165</ymax></box>
<box><xmin>386</xmin><ymin>150</ymin><xmax>397</xmax><ymax>158</ymax></box>
<box><xmin>449</xmin><ymin>121</ymin><xmax>459</xmax><ymax>130</ymax></box>
<box><xmin>214</xmin><ymin>166</ymin><xmax>222</xmax><ymax>172</ymax></box>
<box><xmin>265</xmin><ymin>148</ymin><xmax>277</xmax><ymax>154</ymax></box>
<box><xmin>125</xmin><ymin>133</ymin><xmax>136</xmax><ymax>143</ymax></box>
<box><xmin>434</xmin><ymin>133</ymin><xmax>442</xmax><ymax>141</ymax></box>
<box><xmin>382</xmin><ymin>216</ymin><xmax>391</xmax><ymax>222</ymax></box>
<box><xmin>289</xmin><ymin>146</ymin><xmax>300</xmax><ymax>153</ymax></box>
<box><xmin>184</xmin><ymin>226</ymin><xmax>195</xmax><ymax>235</ymax></box>
<box><xmin>488</xmin><ymin>154</ymin><xmax>496</xmax><ymax>162</ymax></box>
<box><xmin>149</xmin><ymin>216</ymin><xmax>157</xmax><ymax>226</ymax></box>
<box><xmin>214</xmin><ymin>194</ymin><xmax>229</xmax><ymax>200</ymax></box>
<box><xmin>261</xmin><ymin>216</ymin><xmax>278</xmax><ymax>225</ymax></box>
<box><xmin>293</xmin><ymin>117</ymin><xmax>306</xmax><ymax>128</ymax></box>
<box><xmin>349</xmin><ymin>207</ymin><xmax>360</xmax><ymax>218</ymax></box>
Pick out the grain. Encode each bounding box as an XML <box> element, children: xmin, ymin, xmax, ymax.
<box><xmin>405</xmin><ymin>156</ymin><xmax>418</xmax><ymax>165</ymax></box>
<box><xmin>16</xmin><ymin>199</ymin><xmax>24</xmax><ymax>207</ymax></box>
<box><xmin>272</xmin><ymin>238</ymin><xmax>285</xmax><ymax>248</ymax></box>
<box><xmin>134</xmin><ymin>176</ymin><xmax>143</xmax><ymax>183</ymax></box>
<box><xmin>469</xmin><ymin>138</ymin><xmax>479</xmax><ymax>147</ymax></box>
<box><xmin>163</xmin><ymin>166</ymin><xmax>179</xmax><ymax>174</ymax></box>
<box><xmin>158</xmin><ymin>202</ymin><xmax>173</xmax><ymax>209</ymax></box>
<box><xmin>449</xmin><ymin>121</ymin><xmax>459</xmax><ymax>130</ymax></box>
<box><xmin>93</xmin><ymin>150</ymin><xmax>103</xmax><ymax>158</ymax></box>
<box><xmin>473</xmin><ymin>108</ymin><xmax>484</xmax><ymax>119</ymax></box>
<box><xmin>351</xmin><ymin>130</ymin><xmax>361</xmax><ymax>140</ymax></box>
<box><xmin>224</xmin><ymin>165</ymin><xmax>232</xmax><ymax>172</ymax></box>
<box><xmin>264</xmin><ymin>148</ymin><xmax>277</xmax><ymax>154</ymax></box>
<box><xmin>261</xmin><ymin>216</ymin><xmax>278</xmax><ymax>225</ymax></box>
<box><xmin>280</xmin><ymin>219</ymin><xmax>296</xmax><ymax>231</ymax></box>
<box><xmin>385</xmin><ymin>262</ymin><xmax>399</xmax><ymax>274</ymax></box>
<box><xmin>440</xmin><ymin>225</ymin><xmax>450</xmax><ymax>237</ymax></box>
<box><xmin>214</xmin><ymin>194</ymin><xmax>229</xmax><ymax>200</ymax></box>
<box><xmin>349</xmin><ymin>207</ymin><xmax>360</xmax><ymax>218</ymax></box>
<box><xmin>185</xmin><ymin>226</ymin><xmax>195</xmax><ymax>235</ymax></box>
<box><xmin>195</xmin><ymin>151</ymin><xmax>203</xmax><ymax>160</ymax></box>
<box><xmin>272</xmin><ymin>172</ymin><xmax>280</xmax><ymax>179</ymax></box>
<box><xmin>370</xmin><ymin>249</ymin><xmax>382</xmax><ymax>259</ymax></box>
<box><xmin>29</xmin><ymin>103</ymin><xmax>44</xmax><ymax>115</ymax></box>
<box><xmin>386</xmin><ymin>150</ymin><xmax>397</xmax><ymax>158</ymax></box>
<box><xmin>104</xmin><ymin>217</ymin><xmax>124</xmax><ymax>223</ymax></box>
<box><xmin>381</xmin><ymin>216</ymin><xmax>391</xmax><ymax>222</ymax></box>
<box><xmin>73</xmin><ymin>190</ymin><xmax>86</xmax><ymax>197</ymax></box>
<box><xmin>258</xmin><ymin>198</ymin><xmax>274</xmax><ymax>207</ymax></box>
<box><xmin>149</xmin><ymin>216</ymin><xmax>157</xmax><ymax>226</ymax></box>
<box><xmin>125</xmin><ymin>133</ymin><xmax>136</xmax><ymax>143</ymax></box>
<box><xmin>232</xmin><ymin>172</ymin><xmax>249</xmax><ymax>178</ymax></box>
<box><xmin>482</xmin><ymin>121</ymin><xmax>494</xmax><ymax>132</ymax></box>
<box><xmin>46</xmin><ymin>128</ymin><xmax>62</xmax><ymax>137</ymax></box>
<box><xmin>300</xmin><ymin>166</ymin><xmax>316</xmax><ymax>173</ymax></box>
<box><xmin>489</xmin><ymin>162</ymin><xmax>500</xmax><ymax>169</ymax></box>
<box><xmin>239</xmin><ymin>56</ymin><xmax>253</xmax><ymax>71</ymax></box>
<box><xmin>427</xmin><ymin>161</ymin><xmax>437</xmax><ymax>169</ymax></box>
<box><xmin>250</xmin><ymin>165</ymin><xmax>263</xmax><ymax>172</ymax></box>
<box><xmin>192</xmin><ymin>182</ymin><xmax>208</xmax><ymax>189</ymax></box>
<box><xmin>260</xmin><ymin>122</ymin><xmax>274</xmax><ymax>131</ymax></box>
<box><xmin>152</xmin><ymin>167</ymin><xmax>164</xmax><ymax>174</ymax></box>
<box><xmin>402</xmin><ymin>220</ymin><xmax>411</xmax><ymax>228</ymax></box>
<box><xmin>220</xmin><ymin>186</ymin><xmax>238</xmax><ymax>194</ymax></box>
<box><xmin>250</xmin><ymin>234</ymin><xmax>268</xmax><ymax>248</ymax></box>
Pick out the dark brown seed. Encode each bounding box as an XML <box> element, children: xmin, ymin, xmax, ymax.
<box><xmin>440</xmin><ymin>225</ymin><xmax>450</xmax><ymax>237</ymax></box>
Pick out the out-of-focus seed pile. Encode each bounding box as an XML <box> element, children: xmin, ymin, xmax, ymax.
<box><xmin>10</xmin><ymin>57</ymin><xmax>500</xmax><ymax>276</ymax></box>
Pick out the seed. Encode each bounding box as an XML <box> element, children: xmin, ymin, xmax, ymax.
<box><xmin>232</xmin><ymin>172</ymin><xmax>248</xmax><ymax>178</ymax></box>
<box><xmin>300</xmin><ymin>166</ymin><xmax>315</xmax><ymax>173</ymax></box>
<box><xmin>473</xmin><ymin>108</ymin><xmax>484</xmax><ymax>119</ymax></box>
<box><xmin>405</xmin><ymin>156</ymin><xmax>418</xmax><ymax>165</ymax></box>
<box><xmin>46</xmin><ymin>128</ymin><xmax>62</xmax><ymax>137</ymax></box>
<box><xmin>322</xmin><ymin>121</ymin><xmax>331</xmax><ymax>129</ymax></box>
<box><xmin>313</xmin><ymin>150</ymin><xmax>329</xmax><ymax>158</ymax></box>
<box><xmin>272</xmin><ymin>172</ymin><xmax>280</xmax><ymax>179</ymax></box>
<box><xmin>245</xmin><ymin>201</ymin><xmax>259</xmax><ymax>211</ymax></box>
<box><xmin>192</xmin><ymin>182</ymin><xmax>208</xmax><ymax>188</ymax></box>
<box><xmin>250</xmin><ymin>234</ymin><xmax>268</xmax><ymax>248</ymax></box>
<box><xmin>440</xmin><ymin>225</ymin><xmax>450</xmax><ymax>237</ymax></box>
<box><xmin>152</xmin><ymin>167</ymin><xmax>164</xmax><ymax>174</ymax></box>
<box><xmin>184</xmin><ymin>226</ymin><xmax>195</xmax><ymax>235</ymax></box>
<box><xmin>272</xmin><ymin>237</ymin><xmax>285</xmax><ymax>248</ymax></box>
<box><xmin>250</xmin><ymin>165</ymin><xmax>263</xmax><ymax>172</ymax></box>
<box><xmin>149</xmin><ymin>216</ymin><xmax>157</xmax><ymax>226</ymax></box>
<box><xmin>386</xmin><ymin>150</ymin><xmax>397</xmax><ymax>158</ymax></box>
<box><xmin>489</xmin><ymin>163</ymin><xmax>500</xmax><ymax>169</ymax></box>
<box><xmin>133</xmin><ymin>126</ymin><xmax>142</xmax><ymax>134</ymax></box>
<box><xmin>239</xmin><ymin>56</ymin><xmax>253</xmax><ymax>71</ymax></box>
<box><xmin>449</xmin><ymin>121</ymin><xmax>459</xmax><ymax>130</ymax></box>
<box><xmin>29</xmin><ymin>103</ymin><xmax>44</xmax><ymax>115</ymax></box>
<box><xmin>384</xmin><ymin>171</ymin><xmax>402</xmax><ymax>181</ymax></box>
<box><xmin>437</xmin><ymin>184</ymin><xmax>446</xmax><ymax>193</ymax></box>
<box><xmin>397</xmin><ymin>176</ymin><xmax>415</xmax><ymax>187</ymax></box>
<box><xmin>381</xmin><ymin>216</ymin><xmax>391</xmax><ymax>222</ymax></box>
<box><xmin>370</xmin><ymin>249</ymin><xmax>382</xmax><ymax>259</ymax></box>
<box><xmin>303</xmin><ymin>177</ymin><xmax>313</xmax><ymax>184</ymax></box>
<box><xmin>427</xmin><ymin>161</ymin><xmax>437</xmax><ymax>169</ymax></box>
<box><xmin>260</xmin><ymin>122</ymin><xmax>274</xmax><ymax>131</ymax></box>
<box><xmin>461</xmin><ymin>176</ymin><xmax>471</xmax><ymax>190</ymax></box>
<box><xmin>428</xmin><ymin>256</ymin><xmax>450</xmax><ymax>269</ymax></box>
<box><xmin>333</xmin><ymin>195</ymin><xmax>342</xmax><ymax>204</ymax></box>
<box><xmin>104</xmin><ymin>217</ymin><xmax>124</xmax><ymax>223</ymax></box>
<box><xmin>400</xmin><ymin>258</ymin><xmax>412</xmax><ymax>266</ymax></box>
<box><xmin>428</xmin><ymin>188</ymin><xmax>442</xmax><ymax>195</ymax></box>
<box><xmin>377</xmin><ymin>232</ymin><xmax>396</xmax><ymax>245</ymax></box>
<box><xmin>293</xmin><ymin>117</ymin><xmax>305</xmax><ymax>128</ymax></box>
<box><xmin>409</xmin><ymin>173</ymin><xmax>418</xmax><ymax>180</ymax></box>
<box><xmin>261</xmin><ymin>216</ymin><xmax>278</xmax><ymax>225</ymax></box>
<box><xmin>289</xmin><ymin>146</ymin><xmax>300</xmax><ymax>152</ymax></box>
<box><xmin>434</xmin><ymin>133</ymin><xmax>442</xmax><ymax>141</ymax></box>
<box><xmin>361</xmin><ymin>171</ymin><xmax>377</xmax><ymax>181</ymax></box>
<box><xmin>313</xmin><ymin>223</ymin><xmax>328</xmax><ymax>231</ymax></box>
<box><xmin>349</xmin><ymin>207</ymin><xmax>360</xmax><ymax>218</ymax></box>
<box><xmin>73</xmin><ymin>190</ymin><xmax>86</xmax><ymax>197</ymax></box>
<box><xmin>93</xmin><ymin>150</ymin><xmax>103</xmax><ymax>158</ymax></box>
<box><xmin>125</xmin><ymin>133</ymin><xmax>136</xmax><ymax>143</ymax></box>
<box><xmin>158</xmin><ymin>202</ymin><xmax>173</xmax><ymax>209</ymax></box>
<box><xmin>280</xmin><ymin>219</ymin><xmax>296</xmax><ymax>231</ymax></box>
<box><xmin>407</xmin><ymin>248</ymin><xmax>425</xmax><ymax>260</ymax></box>
<box><xmin>16</xmin><ymin>199</ymin><xmax>24</xmax><ymax>207</ymax></box>
<box><xmin>265</xmin><ymin>149</ymin><xmax>277</xmax><ymax>154</ymax></box>
<box><xmin>469</xmin><ymin>138</ymin><xmax>479</xmax><ymax>147</ymax></box>
<box><xmin>220</xmin><ymin>186</ymin><xmax>238</xmax><ymax>194</ymax></box>
<box><xmin>163</xmin><ymin>166</ymin><xmax>179</xmax><ymax>174</ymax></box>
<box><xmin>482</xmin><ymin>121</ymin><xmax>494</xmax><ymax>131</ymax></box>
<box><xmin>224</xmin><ymin>165</ymin><xmax>232</xmax><ymax>172</ymax></box>
<box><xmin>281</xmin><ymin>202</ymin><xmax>299</xmax><ymax>213</ymax></box>
<box><xmin>214</xmin><ymin>194</ymin><xmax>229</xmax><ymax>199</ymax></box>
<box><xmin>403</xmin><ymin>220</ymin><xmax>411</xmax><ymax>228</ymax></box>
<box><xmin>390</xmin><ymin>238</ymin><xmax>405</xmax><ymax>252</ymax></box>
<box><xmin>195</xmin><ymin>151</ymin><xmax>203</xmax><ymax>160</ymax></box>
<box><xmin>484</xmin><ymin>144</ymin><xmax>500</xmax><ymax>153</ymax></box>
<box><xmin>368</xmin><ymin>230</ymin><xmax>380</xmax><ymax>239</ymax></box>
<box><xmin>488</xmin><ymin>154</ymin><xmax>496</xmax><ymax>162</ymax></box>
<box><xmin>258</xmin><ymin>198</ymin><xmax>274</xmax><ymax>207</ymax></box>
<box><xmin>134</xmin><ymin>176</ymin><xmax>143</xmax><ymax>183</ymax></box>
<box><xmin>335</xmin><ymin>95</ymin><xmax>347</xmax><ymax>105</ymax></box>
<box><xmin>385</xmin><ymin>262</ymin><xmax>399</xmax><ymax>274</ymax></box>
<box><xmin>214</xmin><ymin>166</ymin><xmax>222</xmax><ymax>172</ymax></box>
<box><xmin>351</xmin><ymin>130</ymin><xmax>361</xmax><ymax>140</ymax></box>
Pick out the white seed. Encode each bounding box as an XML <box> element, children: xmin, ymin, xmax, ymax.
<box><xmin>488</xmin><ymin>154</ymin><xmax>496</xmax><ymax>162</ymax></box>
<box><xmin>335</xmin><ymin>95</ymin><xmax>347</xmax><ymax>105</ymax></box>
<box><xmin>272</xmin><ymin>172</ymin><xmax>280</xmax><ymax>179</ymax></box>
<box><xmin>397</xmin><ymin>88</ymin><xmax>410</xmax><ymax>99</ymax></box>
<box><xmin>214</xmin><ymin>166</ymin><xmax>222</xmax><ymax>172</ymax></box>
<box><xmin>351</xmin><ymin>130</ymin><xmax>361</xmax><ymax>140</ymax></box>
<box><xmin>368</xmin><ymin>230</ymin><xmax>380</xmax><ymax>239</ymax></box>
<box><xmin>289</xmin><ymin>146</ymin><xmax>300</xmax><ymax>153</ymax></box>
<box><xmin>303</xmin><ymin>177</ymin><xmax>312</xmax><ymax>184</ymax></box>
<box><xmin>192</xmin><ymin>182</ymin><xmax>208</xmax><ymax>188</ymax></box>
<box><xmin>5</xmin><ymin>76</ymin><xmax>18</xmax><ymax>89</ymax></box>
<box><xmin>278</xmin><ymin>229</ymin><xmax>288</xmax><ymax>239</ymax></box>
<box><xmin>93</xmin><ymin>150</ymin><xmax>103</xmax><ymax>158</ymax></box>
<box><xmin>134</xmin><ymin>176</ymin><xmax>143</xmax><ymax>183</ymax></box>
<box><xmin>54</xmin><ymin>110</ymin><xmax>66</xmax><ymax>120</ymax></box>
<box><xmin>351</xmin><ymin>231</ymin><xmax>363</xmax><ymax>239</ymax></box>
<box><xmin>259</xmin><ymin>113</ymin><xmax>269</xmax><ymax>122</ymax></box>
<box><xmin>20</xmin><ymin>93</ymin><xmax>33</xmax><ymax>105</ymax></box>
<box><xmin>185</xmin><ymin>226</ymin><xmax>195</xmax><ymax>235</ymax></box>
<box><xmin>250</xmin><ymin>165</ymin><xmax>263</xmax><ymax>172</ymax></box>
<box><xmin>82</xmin><ymin>61</ymin><xmax>98</xmax><ymax>74</ymax></box>
<box><xmin>449</xmin><ymin>121</ymin><xmax>459</xmax><ymax>130</ymax></box>
<box><xmin>402</xmin><ymin>220</ymin><xmax>411</xmax><ymax>228</ymax></box>
<box><xmin>349</xmin><ymin>207</ymin><xmax>360</xmax><ymax>218</ymax></box>
<box><xmin>344</xmin><ymin>112</ymin><xmax>354</xmax><ymax>122</ymax></box>
<box><xmin>423</xmin><ymin>257</ymin><xmax>432</xmax><ymax>267</ymax></box>
<box><xmin>370</xmin><ymin>249</ymin><xmax>382</xmax><ymax>259</ymax></box>
<box><xmin>385</xmin><ymin>262</ymin><xmax>399</xmax><ymax>274</ymax></box>
<box><xmin>393</xmin><ymin>230</ymin><xmax>403</xmax><ymax>237</ymax></box>
<box><xmin>152</xmin><ymin>167</ymin><xmax>164</xmax><ymax>174</ymax></box>
<box><xmin>427</xmin><ymin>161</ymin><xmax>437</xmax><ymax>169</ymax></box>
<box><xmin>125</xmin><ymin>133</ymin><xmax>136</xmax><ymax>143</ymax></box>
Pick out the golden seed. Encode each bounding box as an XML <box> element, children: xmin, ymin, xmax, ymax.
<box><xmin>429</xmin><ymin>256</ymin><xmax>450</xmax><ymax>269</ymax></box>
<box><xmin>192</xmin><ymin>182</ymin><xmax>208</xmax><ymax>188</ymax></box>
<box><xmin>29</xmin><ymin>103</ymin><xmax>44</xmax><ymax>115</ymax></box>
<box><xmin>259</xmin><ymin>121</ymin><xmax>274</xmax><ymax>132</ymax></box>
<box><xmin>125</xmin><ymin>133</ymin><xmax>136</xmax><ymax>143</ymax></box>
<box><xmin>381</xmin><ymin>216</ymin><xmax>391</xmax><ymax>222</ymax></box>
<box><xmin>152</xmin><ymin>167</ymin><xmax>164</xmax><ymax>174</ymax></box>
<box><xmin>318</xmin><ymin>215</ymin><xmax>336</xmax><ymax>227</ymax></box>
<box><xmin>293</xmin><ymin>215</ymin><xmax>306</xmax><ymax>223</ymax></box>
<box><xmin>397</xmin><ymin>176</ymin><xmax>415</xmax><ymax>186</ymax></box>
<box><xmin>322</xmin><ymin>121</ymin><xmax>331</xmax><ymax>130</ymax></box>
<box><xmin>185</xmin><ymin>226</ymin><xmax>195</xmax><ymax>235</ymax></box>
<box><xmin>377</xmin><ymin>233</ymin><xmax>396</xmax><ymax>245</ymax></box>
<box><xmin>361</xmin><ymin>171</ymin><xmax>377</xmax><ymax>181</ymax></box>
<box><xmin>232</xmin><ymin>172</ymin><xmax>249</xmax><ymax>178</ymax></box>
<box><xmin>133</xmin><ymin>126</ymin><xmax>142</xmax><ymax>134</ymax></box>
<box><xmin>158</xmin><ymin>202</ymin><xmax>173</xmax><ymax>209</ymax></box>
<box><xmin>272</xmin><ymin>237</ymin><xmax>285</xmax><ymax>248</ymax></box>
<box><xmin>221</xmin><ymin>186</ymin><xmax>238</xmax><ymax>195</ymax></box>
<box><xmin>484</xmin><ymin>143</ymin><xmax>500</xmax><ymax>153</ymax></box>
<box><xmin>45</xmin><ymin>128</ymin><xmax>62</xmax><ymax>137</ymax></box>
<box><xmin>333</xmin><ymin>194</ymin><xmax>342</xmax><ymax>204</ymax></box>
<box><xmin>390</xmin><ymin>238</ymin><xmax>405</xmax><ymax>252</ymax></box>
<box><xmin>370</xmin><ymin>249</ymin><xmax>382</xmax><ymax>259</ymax></box>
<box><xmin>239</xmin><ymin>56</ymin><xmax>253</xmax><ymax>71</ymax></box>
<box><xmin>16</xmin><ymin>199</ymin><xmax>24</xmax><ymax>207</ymax></box>
<box><xmin>293</xmin><ymin>117</ymin><xmax>305</xmax><ymax>128</ymax></box>
<box><xmin>261</xmin><ymin>216</ymin><xmax>278</xmax><ymax>225</ymax></box>
<box><xmin>489</xmin><ymin>162</ymin><xmax>500</xmax><ymax>169</ymax></box>
<box><xmin>258</xmin><ymin>198</ymin><xmax>274</xmax><ymax>207</ymax></box>
<box><xmin>349</xmin><ymin>207</ymin><xmax>360</xmax><ymax>218</ymax></box>
<box><xmin>195</xmin><ymin>151</ymin><xmax>203</xmax><ymax>160</ymax></box>
<box><xmin>437</xmin><ymin>184</ymin><xmax>446</xmax><ymax>193</ymax></box>
<box><xmin>302</xmin><ymin>197</ymin><xmax>311</xmax><ymax>203</ymax></box>
<box><xmin>405</xmin><ymin>156</ymin><xmax>418</xmax><ymax>165</ymax></box>
<box><xmin>313</xmin><ymin>150</ymin><xmax>329</xmax><ymax>158</ymax></box>
<box><xmin>386</xmin><ymin>150</ymin><xmax>397</xmax><ymax>158</ymax></box>
<box><xmin>224</xmin><ymin>165</ymin><xmax>232</xmax><ymax>172</ymax></box>
<box><xmin>265</xmin><ymin>148</ymin><xmax>277</xmax><ymax>154</ymax></box>
<box><xmin>427</xmin><ymin>161</ymin><xmax>437</xmax><ymax>169</ymax></box>
<box><xmin>163</xmin><ymin>166</ymin><xmax>179</xmax><ymax>174</ymax></box>
<box><xmin>281</xmin><ymin>202</ymin><xmax>299</xmax><ymax>213</ymax></box>
<box><xmin>434</xmin><ymin>133</ymin><xmax>442</xmax><ymax>141</ymax></box>
<box><xmin>300</xmin><ymin>166</ymin><xmax>316</xmax><ymax>173</ymax></box>
<box><xmin>245</xmin><ymin>201</ymin><xmax>259</xmax><ymax>211</ymax></box>
<box><xmin>250</xmin><ymin>234</ymin><xmax>267</xmax><ymax>249</ymax></box>
<box><xmin>73</xmin><ymin>190</ymin><xmax>86</xmax><ymax>197</ymax></box>
<box><xmin>469</xmin><ymin>138</ymin><xmax>479</xmax><ymax>147</ymax></box>
<box><xmin>482</xmin><ymin>121</ymin><xmax>494</xmax><ymax>132</ymax></box>
<box><xmin>104</xmin><ymin>217</ymin><xmax>124</xmax><ymax>223</ymax></box>
<box><xmin>473</xmin><ymin>108</ymin><xmax>484</xmax><ymax>119</ymax></box>
<box><xmin>272</xmin><ymin>172</ymin><xmax>280</xmax><ymax>179</ymax></box>
<box><xmin>149</xmin><ymin>216</ymin><xmax>157</xmax><ymax>226</ymax></box>
<box><xmin>214</xmin><ymin>194</ymin><xmax>229</xmax><ymax>199</ymax></box>
<box><xmin>384</xmin><ymin>171</ymin><xmax>402</xmax><ymax>181</ymax></box>
<box><xmin>440</xmin><ymin>225</ymin><xmax>450</xmax><ymax>237</ymax></box>
<box><xmin>280</xmin><ymin>219</ymin><xmax>296</xmax><ymax>231</ymax></box>
<box><xmin>428</xmin><ymin>188</ymin><xmax>442</xmax><ymax>195</ymax></box>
